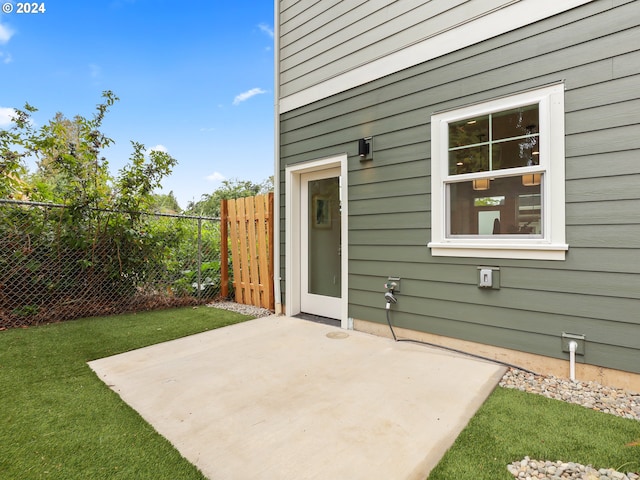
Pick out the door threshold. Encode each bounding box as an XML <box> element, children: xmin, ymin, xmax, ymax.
<box><xmin>294</xmin><ymin>313</ymin><xmax>341</xmax><ymax>328</ymax></box>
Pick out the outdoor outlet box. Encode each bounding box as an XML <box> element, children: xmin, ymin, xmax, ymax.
<box><xmin>561</xmin><ymin>332</ymin><xmax>586</xmax><ymax>356</ymax></box>
<box><xmin>477</xmin><ymin>267</ymin><xmax>500</xmax><ymax>289</ymax></box>
<box><xmin>479</xmin><ymin>269</ymin><xmax>492</xmax><ymax>287</ymax></box>
<box><xmin>385</xmin><ymin>276</ymin><xmax>401</xmax><ymax>293</ymax></box>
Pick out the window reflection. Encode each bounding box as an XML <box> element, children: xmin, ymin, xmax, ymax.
<box><xmin>448</xmin><ymin>117</ymin><xmax>489</xmax><ymax>147</ymax></box>
<box><xmin>448</xmin><ymin>104</ymin><xmax>540</xmax><ymax>175</ymax></box>
<box><xmin>449</xmin><ymin>145</ymin><xmax>489</xmax><ymax>174</ymax></box>
<box><xmin>492</xmin><ymin>105</ymin><xmax>538</xmax><ymax>140</ymax></box>
<box><xmin>448</xmin><ymin>176</ymin><xmax>542</xmax><ymax>236</ymax></box>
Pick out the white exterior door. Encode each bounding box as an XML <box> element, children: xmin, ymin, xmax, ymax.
<box><xmin>300</xmin><ymin>168</ymin><xmax>342</xmax><ymax>319</ymax></box>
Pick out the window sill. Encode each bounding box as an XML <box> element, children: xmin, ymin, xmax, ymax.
<box><xmin>428</xmin><ymin>242</ymin><xmax>568</xmax><ymax>260</ymax></box>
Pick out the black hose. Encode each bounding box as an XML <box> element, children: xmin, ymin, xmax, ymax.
<box><xmin>385</xmin><ymin>307</ymin><xmax>537</xmax><ymax>375</ymax></box>
<box><xmin>385</xmin><ymin>302</ymin><xmax>397</xmax><ymax>341</ymax></box>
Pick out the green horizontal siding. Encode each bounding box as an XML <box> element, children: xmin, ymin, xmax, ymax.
<box><xmin>567</xmin><ymin>126</ymin><xmax>640</xmax><ymax>156</ymax></box>
<box><xmin>351</xmin><ymin>304</ymin><xmax>638</xmax><ymax>373</ymax></box>
<box><xmin>350</xmin><ymin>194</ymin><xmax>428</xmax><ymax>215</ymax></box>
<box><xmin>279</xmin><ymin>0</ymin><xmax>640</xmax><ymax>374</ymax></box>
<box><xmin>348</xmin><ymin>245</ymin><xmax>640</xmax><ymax>274</ymax></box>
<box><xmin>567</xmin><ymin>176</ymin><xmax>640</xmax><ymax>203</ymax></box>
<box><xmin>281</xmin><ymin>2</ymin><xmax>640</xmax><ymax>129</ymax></box>
<box><xmin>279</xmin><ymin>0</ymin><xmax>508</xmax><ymax>97</ymax></box>
<box><xmin>567</xmin><ymin>225</ymin><xmax>640</xmax><ymax>249</ymax></box>
<box><xmin>348</xmin><ymin>262</ymin><xmax>640</xmax><ymax>300</ymax></box>
<box><xmin>567</xmin><ymin>200</ymin><xmax>640</xmax><ymax>226</ymax></box>
<box><xmin>566</xmin><ymin>150</ymin><xmax>640</xmax><ymax>180</ymax></box>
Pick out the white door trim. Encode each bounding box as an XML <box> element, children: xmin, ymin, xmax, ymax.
<box><xmin>285</xmin><ymin>154</ymin><xmax>349</xmax><ymax>328</ymax></box>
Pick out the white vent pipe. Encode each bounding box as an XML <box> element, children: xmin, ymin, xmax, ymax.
<box><xmin>569</xmin><ymin>340</ymin><xmax>578</xmax><ymax>382</ymax></box>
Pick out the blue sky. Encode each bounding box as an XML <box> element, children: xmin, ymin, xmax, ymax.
<box><xmin>0</xmin><ymin>0</ymin><xmax>274</xmax><ymax>208</ymax></box>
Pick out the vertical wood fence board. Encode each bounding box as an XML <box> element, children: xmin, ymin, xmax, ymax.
<box><xmin>227</xmin><ymin>199</ymin><xmax>242</xmax><ymax>304</ymax></box>
<box><xmin>262</xmin><ymin>195</ymin><xmax>272</xmax><ymax>308</ymax></box>
<box><xmin>236</xmin><ymin>198</ymin><xmax>249</xmax><ymax>304</ymax></box>
<box><xmin>256</xmin><ymin>195</ymin><xmax>270</xmax><ymax>308</ymax></box>
<box><xmin>246</xmin><ymin>196</ymin><xmax>259</xmax><ymax>306</ymax></box>
<box><xmin>267</xmin><ymin>192</ymin><xmax>274</xmax><ymax>308</ymax></box>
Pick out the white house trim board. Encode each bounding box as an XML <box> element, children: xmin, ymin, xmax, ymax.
<box><xmin>285</xmin><ymin>155</ymin><xmax>349</xmax><ymax>328</ymax></box>
<box><xmin>279</xmin><ymin>0</ymin><xmax>593</xmax><ymax>113</ymax></box>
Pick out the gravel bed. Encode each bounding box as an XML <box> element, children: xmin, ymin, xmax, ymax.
<box><xmin>500</xmin><ymin>368</ymin><xmax>640</xmax><ymax>420</ymax></box>
<box><xmin>206</xmin><ymin>301</ymin><xmax>275</xmax><ymax>318</ymax></box>
<box><xmin>507</xmin><ymin>457</ymin><xmax>639</xmax><ymax>480</ymax></box>
<box><xmin>501</xmin><ymin>368</ymin><xmax>640</xmax><ymax>479</ymax></box>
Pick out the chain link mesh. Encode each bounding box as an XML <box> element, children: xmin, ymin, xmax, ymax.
<box><xmin>0</xmin><ymin>199</ymin><xmax>227</xmax><ymax>329</ymax></box>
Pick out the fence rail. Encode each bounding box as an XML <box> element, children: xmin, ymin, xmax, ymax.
<box><xmin>0</xmin><ymin>199</ymin><xmax>225</xmax><ymax>328</ymax></box>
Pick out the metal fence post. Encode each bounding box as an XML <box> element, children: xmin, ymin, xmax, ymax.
<box><xmin>197</xmin><ymin>217</ymin><xmax>202</xmax><ymax>300</ymax></box>
<box><xmin>220</xmin><ymin>200</ymin><xmax>229</xmax><ymax>299</ymax></box>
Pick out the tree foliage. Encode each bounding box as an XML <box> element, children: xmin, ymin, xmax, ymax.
<box><xmin>149</xmin><ymin>191</ymin><xmax>181</xmax><ymax>214</ymax></box>
<box><xmin>0</xmin><ymin>92</ymin><xmax>208</xmax><ymax>326</ymax></box>
<box><xmin>0</xmin><ymin>91</ymin><xmax>273</xmax><ymax>327</ymax></box>
<box><xmin>186</xmin><ymin>177</ymin><xmax>273</xmax><ymax>217</ymax></box>
<box><xmin>113</xmin><ymin>141</ymin><xmax>177</xmax><ymax>218</ymax></box>
<box><xmin>0</xmin><ymin>103</ymin><xmax>37</xmax><ymax>199</ymax></box>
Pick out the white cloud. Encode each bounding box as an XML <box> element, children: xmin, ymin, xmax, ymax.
<box><xmin>150</xmin><ymin>144</ymin><xmax>168</xmax><ymax>153</ymax></box>
<box><xmin>0</xmin><ymin>107</ymin><xmax>16</xmax><ymax>127</ymax></box>
<box><xmin>258</xmin><ymin>23</ymin><xmax>274</xmax><ymax>38</ymax></box>
<box><xmin>0</xmin><ymin>23</ymin><xmax>14</xmax><ymax>45</ymax></box>
<box><xmin>205</xmin><ymin>171</ymin><xmax>225</xmax><ymax>182</ymax></box>
<box><xmin>233</xmin><ymin>88</ymin><xmax>267</xmax><ymax>106</ymax></box>
<box><xmin>0</xmin><ymin>22</ymin><xmax>15</xmax><ymax>62</ymax></box>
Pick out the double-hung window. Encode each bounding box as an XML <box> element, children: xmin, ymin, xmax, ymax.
<box><xmin>429</xmin><ymin>83</ymin><xmax>568</xmax><ymax>260</ymax></box>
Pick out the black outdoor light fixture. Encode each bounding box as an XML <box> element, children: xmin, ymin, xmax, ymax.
<box><xmin>358</xmin><ymin>137</ymin><xmax>372</xmax><ymax>161</ymax></box>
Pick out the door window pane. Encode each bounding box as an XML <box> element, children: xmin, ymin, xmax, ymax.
<box><xmin>308</xmin><ymin>177</ymin><xmax>341</xmax><ymax>298</ymax></box>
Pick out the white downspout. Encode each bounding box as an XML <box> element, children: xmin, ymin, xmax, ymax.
<box><xmin>272</xmin><ymin>0</ymin><xmax>282</xmax><ymax>314</ymax></box>
<box><xmin>568</xmin><ymin>340</ymin><xmax>578</xmax><ymax>382</ymax></box>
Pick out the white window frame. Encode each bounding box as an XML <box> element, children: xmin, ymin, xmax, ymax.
<box><xmin>428</xmin><ymin>83</ymin><xmax>568</xmax><ymax>260</ymax></box>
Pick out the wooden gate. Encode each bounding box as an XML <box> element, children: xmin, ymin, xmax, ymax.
<box><xmin>220</xmin><ymin>193</ymin><xmax>274</xmax><ymax>310</ymax></box>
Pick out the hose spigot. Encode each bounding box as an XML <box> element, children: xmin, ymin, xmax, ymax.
<box><xmin>384</xmin><ymin>291</ymin><xmax>397</xmax><ymax>306</ymax></box>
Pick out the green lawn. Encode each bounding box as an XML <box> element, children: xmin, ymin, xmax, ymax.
<box><xmin>429</xmin><ymin>386</ymin><xmax>640</xmax><ymax>479</ymax></box>
<box><xmin>0</xmin><ymin>307</ymin><xmax>250</xmax><ymax>480</ymax></box>
<box><xmin>2</xmin><ymin>308</ymin><xmax>639</xmax><ymax>480</ymax></box>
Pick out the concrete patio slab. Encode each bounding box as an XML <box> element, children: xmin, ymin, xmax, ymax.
<box><xmin>89</xmin><ymin>316</ymin><xmax>505</xmax><ymax>480</ymax></box>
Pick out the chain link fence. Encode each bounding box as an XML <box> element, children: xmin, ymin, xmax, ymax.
<box><xmin>0</xmin><ymin>199</ymin><xmax>227</xmax><ymax>329</ymax></box>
